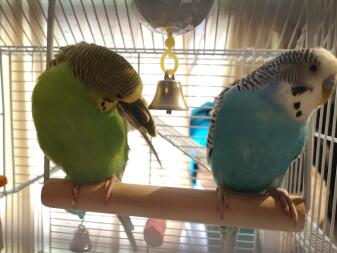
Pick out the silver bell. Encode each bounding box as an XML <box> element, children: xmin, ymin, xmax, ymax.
<box><xmin>149</xmin><ymin>73</ymin><xmax>189</xmax><ymax>114</ymax></box>
<box><xmin>69</xmin><ymin>224</ymin><xmax>92</xmax><ymax>252</ymax></box>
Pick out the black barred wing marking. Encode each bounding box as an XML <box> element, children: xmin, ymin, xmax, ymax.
<box><xmin>206</xmin><ymin>84</ymin><xmax>236</xmax><ymax>163</ymax></box>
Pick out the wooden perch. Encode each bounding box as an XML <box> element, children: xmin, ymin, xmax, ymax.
<box><xmin>41</xmin><ymin>179</ymin><xmax>306</xmax><ymax>232</ymax></box>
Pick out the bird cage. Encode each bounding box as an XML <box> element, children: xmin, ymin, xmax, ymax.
<box><xmin>0</xmin><ymin>0</ymin><xmax>337</xmax><ymax>252</ymax></box>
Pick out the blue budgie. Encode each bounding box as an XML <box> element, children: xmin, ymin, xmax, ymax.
<box><xmin>189</xmin><ymin>101</ymin><xmax>214</xmax><ymax>186</ymax></box>
<box><xmin>207</xmin><ymin>48</ymin><xmax>337</xmax><ymax>251</ymax></box>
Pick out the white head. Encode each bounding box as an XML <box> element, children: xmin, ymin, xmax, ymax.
<box><xmin>272</xmin><ymin>48</ymin><xmax>337</xmax><ymax>122</ymax></box>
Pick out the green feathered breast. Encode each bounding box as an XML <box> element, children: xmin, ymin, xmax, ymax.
<box><xmin>32</xmin><ymin>63</ymin><xmax>128</xmax><ymax>184</ymax></box>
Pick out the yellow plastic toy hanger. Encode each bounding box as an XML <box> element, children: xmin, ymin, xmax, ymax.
<box><xmin>160</xmin><ymin>31</ymin><xmax>179</xmax><ymax>76</ymax></box>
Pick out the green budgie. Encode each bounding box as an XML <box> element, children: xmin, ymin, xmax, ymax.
<box><xmin>207</xmin><ymin>48</ymin><xmax>337</xmax><ymax>251</ymax></box>
<box><xmin>32</xmin><ymin>42</ymin><xmax>160</xmax><ymax>251</ymax></box>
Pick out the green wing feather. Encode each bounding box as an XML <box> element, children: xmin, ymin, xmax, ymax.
<box><xmin>32</xmin><ymin>63</ymin><xmax>128</xmax><ymax>184</ymax></box>
<box><xmin>50</xmin><ymin>42</ymin><xmax>161</xmax><ymax>166</ymax></box>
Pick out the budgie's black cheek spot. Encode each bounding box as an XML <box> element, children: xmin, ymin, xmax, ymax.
<box><xmin>100</xmin><ymin>101</ymin><xmax>107</xmax><ymax>111</ymax></box>
<box><xmin>296</xmin><ymin>111</ymin><xmax>302</xmax><ymax>117</ymax></box>
<box><xmin>291</xmin><ymin>86</ymin><xmax>312</xmax><ymax>96</ymax></box>
<box><xmin>116</xmin><ymin>94</ymin><xmax>122</xmax><ymax>99</ymax></box>
<box><xmin>293</xmin><ymin>102</ymin><xmax>301</xmax><ymax>109</ymax></box>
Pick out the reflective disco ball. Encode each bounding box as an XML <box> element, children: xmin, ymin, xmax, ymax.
<box><xmin>133</xmin><ymin>0</ymin><xmax>214</xmax><ymax>35</ymax></box>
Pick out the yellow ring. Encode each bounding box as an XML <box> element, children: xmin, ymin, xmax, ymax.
<box><xmin>160</xmin><ymin>50</ymin><xmax>179</xmax><ymax>75</ymax></box>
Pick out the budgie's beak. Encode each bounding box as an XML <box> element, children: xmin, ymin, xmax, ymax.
<box><xmin>321</xmin><ymin>75</ymin><xmax>336</xmax><ymax>104</ymax></box>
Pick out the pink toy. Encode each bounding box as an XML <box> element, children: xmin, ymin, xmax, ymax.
<box><xmin>144</xmin><ymin>218</ymin><xmax>167</xmax><ymax>247</ymax></box>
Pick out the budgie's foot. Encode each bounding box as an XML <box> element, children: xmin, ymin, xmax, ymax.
<box><xmin>217</xmin><ymin>187</ymin><xmax>230</xmax><ymax>219</ymax></box>
<box><xmin>268</xmin><ymin>188</ymin><xmax>298</xmax><ymax>226</ymax></box>
<box><xmin>71</xmin><ymin>183</ymin><xmax>81</xmax><ymax>206</ymax></box>
<box><xmin>104</xmin><ymin>176</ymin><xmax>119</xmax><ymax>204</ymax></box>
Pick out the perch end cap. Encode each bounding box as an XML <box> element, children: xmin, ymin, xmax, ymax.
<box><xmin>0</xmin><ymin>176</ymin><xmax>7</xmax><ymax>187</ymax></box>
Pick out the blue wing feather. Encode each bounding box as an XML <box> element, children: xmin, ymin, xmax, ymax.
<box><xmin>210</xmin><ymin>84</ymin><xmax>307</xmax><ymax>192</ymax></box>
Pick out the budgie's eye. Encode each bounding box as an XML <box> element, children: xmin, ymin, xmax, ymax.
<box><xmin>309</xmin><ymin>64</ymin><xmax>318</xmax><ymax>72</ymax></box>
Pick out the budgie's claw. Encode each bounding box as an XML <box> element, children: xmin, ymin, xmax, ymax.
<box><xmin>268</xmin><ymin>188</ymin><xmax>298</xmax><ymax>226</ymax></box>
<box><xmin>217</xmin><ymin>187</ymin><xmax>230</xmax><ymax>219</ymax></box>
<box><xmin>71</xmin><ymin>183</ymin><xmax>81</xmax><ymax>206</ymax></box>
<box><xmin>104</xmin><ymin>176</ymin><xmax>119</xmax><ymax>204</ymax></box>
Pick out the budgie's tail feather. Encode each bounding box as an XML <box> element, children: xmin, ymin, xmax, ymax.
<box><xmin>140</xmin><ymin>131</ymin><xmax>162</xmax><ymax>167</ymax></box>
<box><xmin>117</xmin><ymin>99</ymin><xmax>162</xmax><ymax>167</ymax></box>
<box><xmin>220</xmin><ymin>226</ymin><xmax>238</xmax><ymax>253</ymax></box>
<box><xmin>117</xmin><ymin>215</ymin><xmax>138</xmax><ymax>252</ymax></box>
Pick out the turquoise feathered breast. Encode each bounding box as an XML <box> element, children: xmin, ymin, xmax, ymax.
<box><xmin>210</xmin><ymin>85</ymin><xmax>308</xmax><ymax>193</ymax></box>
